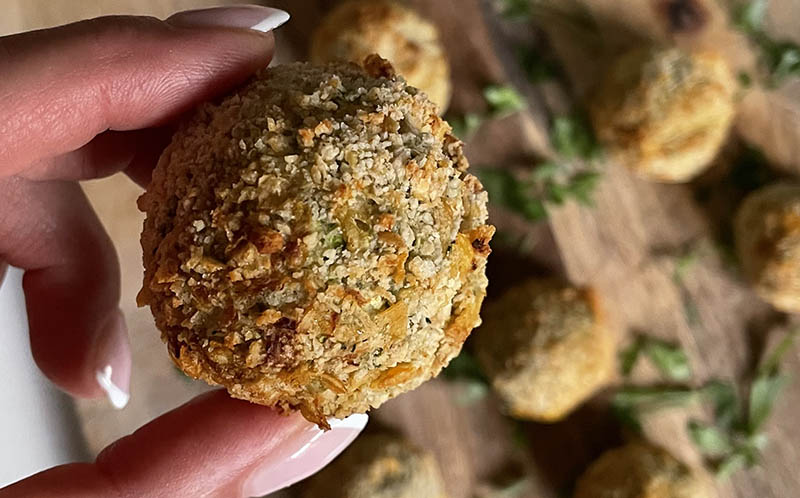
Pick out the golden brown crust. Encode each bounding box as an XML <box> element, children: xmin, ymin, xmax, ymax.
<box><xmin>138</xmin><ymin>58</ymin><xmax>492</xmax><ymax>426</ymax></box>
<box><xmin>311</xmin><ymin>0</ymin><xmax>452</xmax><ymax>112</ymax></box>
<box><xmin>735</xmin><ymin>183</ymin><xmax>800</xmax><ymax>312</ymax></box>
<box><xmin>574</xmin><ymin>442</ymin><xmax>713</xmax><ymax>498</ymax></box>
<box><xmin>590</xmin><ymin>47</ymin><xmax>736</xmax><ymax>183</ymax></box>
<box><xmin>474</xmin><ymin>279</ymin><xmax>615</xmax><ymax>422</ymax></box>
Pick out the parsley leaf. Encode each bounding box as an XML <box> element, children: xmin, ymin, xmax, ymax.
<box><xmin>478</xmin><ymin>168</ymin><xmax>549</xmax><ymax>221</ymax></box>
<box><xmin>734</xmin><ymin>0</ymin><xmax>767</xmax><ymax>35</ymax></box>
<box><xmin>484</xmin><ymin>85</ymin><xmax>527</xmax><ymax>118</ymax></box>
<box><xmin>620</xmin><ymin>339</ymin><xmax>642</xmax><ymax>377</ymax></box>
<box><xmin>701</xmin><ymin>380</ymin><xmax>741</xmax><ymax>431</ymax></box>
<box><xmin>688</xmin><ymin>421</ymin><xmax>735</xmax><ymax>457</ymax></box>
<box><xmin>518</xmin><ymin>46</ymin><xmax>559</xmax><ymax>83</ymax></box>
<box><xmin>618</xmin><ymin>334</ymin><xmax>691</xmax><ymax>381</ymax></box>
<box><xmin>551</xmin><ymin>115</ymin><xmax>601</xmax><ymax>160</ymax></box>
<box><xmin>443</xmin><ymin>350</ymin><xmax>489</xmax><ymax>384</ymax></box>
<box><xmin>500</xmin><ymin>0</ymin><xmax>532</xmax><ymax>20</ymax></box>
<box><xmin>449</xmin><ymin>112</ymin><xmax>484</xmax><ymax>140</ymax></box>
<box><xmin>748</xmin><ymin>374</ymin><xmax>788</xmax><ymax>433</ymax></box>
<box><xmin>645</xmin><ymin>339</ymin><xmax>692</xmax><ymax>382</ymax></box>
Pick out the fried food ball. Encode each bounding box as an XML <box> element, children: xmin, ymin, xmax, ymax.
<box><xmin>301</xmin><ymin>433</ymin><xmax>448</xmax><ymax>498</ymax></box>
<box><xmin>590</xmin><ymin>47</ymin><xmax>736</xmax><ymax>183</ymax></box>
<box><xmin>311</xmin><ymin>0</ymin><xmax>452</xmax><ymax>112</ymax></box>
<box><xmin>137</xmin><ymin>56</ymin><xmax>494</xmax><ymax>428</ymax></box>
<box><xmin>574</xmin><ymin>442</ymin><xmax>713</xmax><ymax>498</ymax></box>
<box><xmin>735</xmin><ymin>183</ymin><xmax>800</xmax><ymax>312</ymax></box>
<box><xmin>473</xmin><ymin>279</ymin><xmax>615</xmax><ymax>422</ymax></box>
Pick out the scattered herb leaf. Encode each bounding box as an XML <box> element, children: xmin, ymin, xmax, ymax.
<box><xmin>701</xmin><ymin>380</ymin><xmax>741</xmax><ymax>431</ymax></box>
<box><xmin>732</xmin><ymin>1</ymin><xmax>800</xmax><ymax>86</ymax></box>
<box><xmin>450</xmin><ymin>112</ymin><xmax>485</xmax><ymax>140</ymax></box>
<box><xmin>478</xmin><ymin>169</ymin><xmax>549</xmax><ymax>221</ymax></box>
<box><xmin>551</xmin><ymin>115</ymin><xmax>601</xmax><ymax>160</ymax></box>
<box><xmin>688</xmin><ymin>421</ymin><xmax>735</xmax><ymax>457</ymax></box>
<box><xmin>734</xmin><ymin>0</ymin><xmax>767</xmax><ymax>34</ymax></box>
<box><xmin>518</xmin><ymin>46</ymin><xmax>559</xmax><ymax>83</ymax></box>
<box><xmin>715</xmin><ymin>452</ymin><xmax>748</xmax><ymax>479</ymax></box>
<box><xmin>484</xmin><ymin>85</ymin><xmax>527</xmax><ymax>117</ymax></box>
<box><xmin>500</xmin><ymin>0</ymin><xmax>533</xmax><ymax>20</ymax></box>
<box><xmin>443</xmin><ymin>350</ymin><xmax>489</xmax><ymax>384</ymax></box>
<box><xmin>618</xmin><ymin>334</ymin><xmax>691</xmax><ymax>381</ymax></box>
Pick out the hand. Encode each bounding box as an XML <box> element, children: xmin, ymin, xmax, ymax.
<box><xmin>0</xmin><ymin>7</ymin><xmax>365</xmax><ymax>497</ymax></box>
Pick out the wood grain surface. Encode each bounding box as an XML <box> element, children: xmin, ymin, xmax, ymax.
<box><xmin>3</xmin><ymin>1</ymin><xmax>800</xmax><ymax>497</ymax></box>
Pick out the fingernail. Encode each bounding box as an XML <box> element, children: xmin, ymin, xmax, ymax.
<box><xmin>92</xmin><ymin>309</ymin><xmax>131</xmax><ymax>409</ymax></box>
<box><xmin>168</xmin><ymin>5</ymin><xmax>290</xmax><ymax>33</ymax></box>
<box><xmin>96</xmin><ymin>365</ymin><xmax>130</xmax><ymax>409</ymax></box>
<box><xmin>242</xmin><ymin>413</ymin><xmax>368</xmax><ymax>497</ymax></box>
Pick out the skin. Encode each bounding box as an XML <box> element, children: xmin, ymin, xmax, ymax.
<box><xmin>0</xmin><ymin>13</ymin><xmax>361</xmax><ymax>498</ymax></box>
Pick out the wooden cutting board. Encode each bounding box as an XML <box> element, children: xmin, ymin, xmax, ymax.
<box><xmin>5</xmin><ymin>1</ymin><xmax>800</xmax><ymax>497</ymax></box>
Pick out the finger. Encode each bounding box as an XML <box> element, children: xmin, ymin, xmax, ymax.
<box><xmin>0</xmin><ymin>6</ymin><xmax>282</xmax><ymax>177</ymax></box>
<box><xmin>19</xmin><ymin>128</ymin><xmax>170</xmax><ymax>186</ymax></box>
<box><xmin>0</xmin><ymin>176</ymin><xmax>130</xmax><ymax>403</ymax></box>
<box><xmin>0</xmin><ymin>391</ymin><xmax>368</xmax><ymax>498</ymax></box>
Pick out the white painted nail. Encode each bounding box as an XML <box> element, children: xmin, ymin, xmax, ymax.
<box><xmin>95</xmin><ymin>365</ymin><xmax>130</xmax><ymax>409</ymax></box>
<box><xmin>168</xmin><ymin>5</ymin><xmax>290</xmax><ymax>33</ymax></box>
<box><xmin>242</xmin><ymin>413</ymin><xmax>368</xmax><ymax>497</ymax></box>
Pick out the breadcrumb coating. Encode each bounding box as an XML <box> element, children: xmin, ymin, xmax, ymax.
<box><xmin>735</xmin><ymin>183</ymin><xmax>800</xmax><ymax>312</ymax></box>
<box><xmin>474</xmin><ymin>279</ymin><xmax>614</xmax><ymax>422</ymax></box>
<box><xmin>138</xmin><ymin>57</ymin><xmax>493</xmax><ymax>428</ymax></box>
<box><xmin>574</xmin><ymin>442</ymin><xmax>712</xmax><ymax>498</ymax></box>
<box><xmin>590</xmin><ymin>47</ymin><xmax>736</xmax><ymax>183</ymax></box>
<box><xmin>311</xmin><ymin>0</ymin><xmax>452</xmax><ymax>112</ymax></box>
<box><xmin>301</xmin><ymin>433</ymin><xmax>448</xmax><ymax>498</ymax></box>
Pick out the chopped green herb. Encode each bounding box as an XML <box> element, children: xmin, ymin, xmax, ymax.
<box><xmin>449</xmin><ymin>112</ymin><xmax>484</xmax><ymax>140</ymax></box>
<box><xmin>748</xmin><ymin>374</ymin><xmax>788</xmax><ymax>433</ymax></box>
<box><xmin>442</xmin><ymin>350</ymin><xmax>489</xmax><ymax>383</ymax></box>
<box><xmin>734</xmin><ymin>0</ymin><xmax>767</xmax><ymax>35</ymax></box>
<box><xmin>715</xmin><ymin>452</ymin><xmax>748</xmax><ymax>480</ymax></box>
<box><xmin>500</xmin><ymin>0</ymin><xmax>532</xmax><ymax>20</ymax></box>
<box><xmin>612</xmin><ymin>386</ymin><xmax>697</xmax><ymax>411</ymax></box>
<box><xmin>618</xmin><ymin>334</ymin><xmax>691</xmax><ymax>382</ymax></box>
<box><xmin>530</xmin><ymin>162</ymin><xmax>560</xmax><ymax>180</ymax></box>
<box><xmin>688</xmin><ymin>421</ymin><xmax>735</xmax><ymax>457</ymax></box>
<box><xmin>518</xmin><ymin>46</ymin><xmax>559</xmax><ymax>83</ymax></box>
<box><xmin>478</xmin><ymin>168</ymin><xmax>549</xmax><ymax>222</ymax></box>
<box><xmin>701</xmin><ymin>380</ymin><xmax>741</xmax><ymax>431</ymax></box>
<box><xmin>484</xmin><ymin>85</ymin><xmax>527</xmax><ymax>118</ymax></box>
<box><xmin>770</xmin><ymin>42</ymin><xmax>800</xmax><ymax>82</ymax></box>
<box><xmin>551</xmin><ymin>114</ymin><xmax>601</xmax><ymax>160</ymax></box>
<box><xmin>738</xmin><ymin>71</ymin><xmax>753</xmax><ymax>88</ymax></box>
<box><xmin>564</xmin><ymin>171</ymin><xmax>601</xmax><ymax>205</ymax></box>
<box><xmin>747</xmin><ymin>329</ymin><xmax>797</xmax><ymax>433</ymax></box>
<box><xmin>732</xmin><ymin>1</ymin><xmax>800</xmax><ymax>86</ymax></box>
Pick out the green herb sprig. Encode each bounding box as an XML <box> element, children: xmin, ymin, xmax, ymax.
<box><xmin>477</xmin><ymin>114</ymin><xmax>602</xmax><ymax>221</ymax></box>
<box><xmin>449</xmin><ymin>85</ymin><xmax>527</xmax><ymax>140</ymax></box>
<box><xmin>734</xmin><ymin>0</ymin><xmax>800</xmax><ymax>87</ymax></box>
<box><xmin>689</xmin><ymin>329</ymin><xmax>798</xmax><ymax>478</ymax></box>
<box><xmin>612</xmin><ymin>329</ymin><xmax>798</xmax><ymax>480</ymax></box>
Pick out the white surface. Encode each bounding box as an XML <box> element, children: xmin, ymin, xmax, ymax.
<box><xmin>0</xmin><ymin>268</ymin><xmax>88</xmax><ymax>488</ymax></box>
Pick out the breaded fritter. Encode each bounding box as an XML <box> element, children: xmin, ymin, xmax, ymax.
<box><xmin>474</xmin><ymin>279</ymin><xmax>614</xmax><ymax>422</ymax></box>
<box><xmin>138</xmin><ymin>57</ymin><xmax>493</xmax><ymax>428</ymax></box>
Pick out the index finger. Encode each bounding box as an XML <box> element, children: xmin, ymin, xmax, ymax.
<box><xmin>0</xmin><ymin>9</ymin><xmax>278</xmax><ymax>177</ymax></box>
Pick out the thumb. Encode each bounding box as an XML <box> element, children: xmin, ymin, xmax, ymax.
<box><xmin>0</xmin><ymin>391</ymin><xmax>367</xmax><ymax>498</ymax></box>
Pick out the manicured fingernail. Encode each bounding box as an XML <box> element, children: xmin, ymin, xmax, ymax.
<box><xmin>168</xmin><ymin>5</ymin><xmax>290</xmax><ymax>33</ymax></box>
<box><xmin>92</xmin><ymin>309</ymin><xmax>131</xmax><ymax>409</ymax></box>
<box><xmin>96</xmin><ymin>365</ymin><xmax>130</xmax><ymax>409</ymax></box>
<box><xmin>242</xmin><ymin>413</ymin><xmax>368</xmax><ymax>497</ymax></box>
